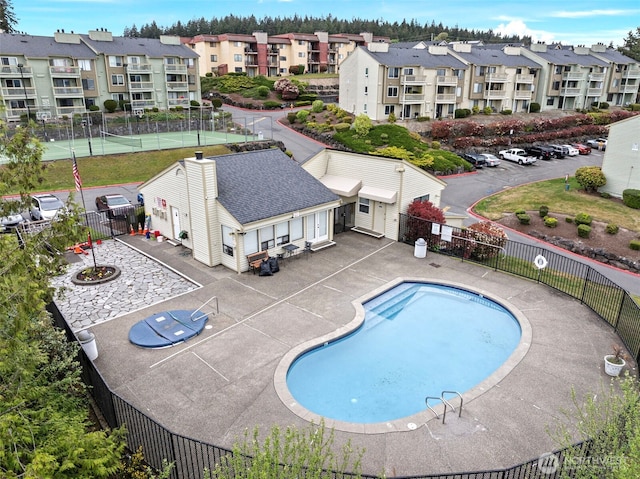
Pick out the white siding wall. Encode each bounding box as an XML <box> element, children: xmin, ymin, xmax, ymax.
<box><xmin>339</xmin><ymin>48</ymin><xmax>382</xmax><ymax>119</ymax></box>
<box><xmin>138</xmin><ymin>166</ymin><xmax>189</xmax><ymax>243</ymax></box>
<box><xmin>600</xmin><ymin>115</ymin><xmax>640</xmax><ymax>198</ymax></box>
<box><xmin>184</xmin><ymin>157</ymin><xmax>218</xmax><ymax>266</ymax></box>
<box><xmin>304</xmin><ymin>150</ymin><xmax>446</xmax><ymax>241</ymax></box>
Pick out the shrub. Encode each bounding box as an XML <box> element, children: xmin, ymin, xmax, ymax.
<box><xmin>287</xmin><ymin>112</ymin><xmax>297</xmax><ymax>124</ymax></box>
<box><xmin>517</xmin><ymin>213</ymin><xmax>530</xmax><ymax>225</ymax></box>
<box><xmin>605</xmin><ymin>223</ymin><xmax>619</xmax><ymax>235</ymax></box>
<box><xmin>455</xmin><ymin>108</ymin><xmax>471</xmax><ymax>118</ymax></box>
<box><xmin>600</xmin><ymin>192</ymin><xmax>611</xmax><ymax>199</ymax></box>
<box><xmin>103</xmin><ymin>99</ymin><xmax>118</xmax><ymax>113</ymax></box>
<box><xmin>334</xmin><ymin>122</ymin><xmax>351</xmax><ymax>132</ymax></box>
<box><xmin>466</xmin><ymin>221</ymin><xmax>508</xmax><ymax>260</ymax></box>
<box><xmin>574</xmin><ymin>212</ymin><xmax>592</xmax><ymax>226</ymax></box>
<box><xmin>256</xmin><ymin>85</ymin><xmax>270</xmax><ymax>98</ymax></box>
<box><xmin>629</xmin><ymin>104</ymin><xmax>640</xmax><ymax>111</ymax></box>
<box><xmin>263</xmin><ymin>100</ymin><xmax>283</xmax><ymax>109</ymax></box>
<box><xmin>482</xmin><ymin>106</ymin><xmax>493</xmax><ymax>115</ymax></box>
<box><xmin>296</xmin><ymin>110</ymin><xmax>310</xmax><ymax>123</ymax></box>
<box><xmin>539</xmin><ymin>205</ymin><xmax>549</xmax><ymax>217</ymax></box>
<box><xmin>88</xmin><ymin>104</ymin><xmax>100</xmax><ymax>111</ymax></box>
<box><xmin>388</xmin><ymin>112</ymin><xmax>397</xmax><ymax>123</ymax></box>
<box><xmin>575</xmin><ymin>166</ymin><xmax>606</xmax><ymax>193</ymax></box>
<box><xmin>630</xmin><ymin>239</ymin><xmax>640</xmax><ymax>251</ymax></box>
<box><xmin>514</xmin><ymin>208</ymin><xmax>526</xmax><ymax>215</ymax></box>
<box><xmin>622</xmin><ymin>189</ymin><xmax>640</xmax><ymax>209</ymax></box>
<box><xmin>311</xmin><ymin>99</ymin><xmax>324</xmax><ymax>113</ymax></box>
<box><xmin>472</xmin><ymin>105</ymin><xmax>480</xmax><ymax>115</ymax></box>
<box><xmin>353</xmin><ymin>114</ymin><xmax>373</xmax><ymax>137</ymax></box>
<box><xmin>544</xmin><ymin>217</ymin><xmax>558</xmax><ymax>228</ymax></box>
<box><xmin>529</xmin><ymin>102</ymin><xmax>541</xmax><ymax>113</ymax></box>
<box><xmin>565</xmin><ymin>216</ymin><xmax>573</xmax><ymax>223</ymax></box>
<box><xmin>500</xmin><ymin>109</ymin><xmax>512</xmax><ymax>115</ymax></box>
<box><xmin>577</xmin><ymin>224</ymin><xmax>591</xmax><ymax>238</ymax></box>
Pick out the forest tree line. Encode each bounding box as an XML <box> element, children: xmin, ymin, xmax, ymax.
<box><xmin>122</xmin><ymin>14</ymin><xmax>531</xmax><ymax>45</ymax></box>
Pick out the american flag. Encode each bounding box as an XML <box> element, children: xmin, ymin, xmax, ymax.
<box><xmin>72</xmin><ymin>152</ymin><xmax>82</xmax><ymax>192</ymax></box>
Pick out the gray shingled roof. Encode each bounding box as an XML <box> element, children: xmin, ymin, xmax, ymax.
<box><xmin>452</xmin><ymin>47</ymin><xmax>542</xmax><ymax>68</ymax></box>
<box><xmin>0</xmin><ymin>33</ymin><xmax>96</xmax><ymax>59</ymax></box>
<box><xmin>527</xmin><ymin>47</ymin><xmax>608</xmax><ymax>67</ymax></box>
<box><xmin>364</xmin><ymin>47</ymin><xmax>467</xmax><ymax>69</ymax></box>
<box><xmin>595</xmin><ymin>48</ymin><xmax>637</xmax><ymax>65</ymax></box>
<box><xmin>212</xmin><ymin>149</ymin><xmax>339</xmax><ymax>225</ymax></box>
<box><xmin>80</xmin><ymin>35</ymin><xmax>198</xmax><ymax>58</ymax></box>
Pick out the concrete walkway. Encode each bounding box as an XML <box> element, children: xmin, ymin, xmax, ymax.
<box><xmin>56</xmin><ymin>232</ymin><xmax>634</xmax><ymax>476</ymax></box>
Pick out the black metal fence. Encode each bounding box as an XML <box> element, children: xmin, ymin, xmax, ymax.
<box><xmin>399</xmin><ymin>213</ymin><xmax>640</xmax><ymax>365</ymax></box>
<box><xmin>47</xmin><ymin>214</ymin><xmax>640</xmax><ymax>479</ymax></box>
<box><xmin>81</xmin><ymin>205</ymin><xmax>146</xmax><ymax>241</ymax></box>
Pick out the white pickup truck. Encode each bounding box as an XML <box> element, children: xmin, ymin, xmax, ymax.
<box><xmin>498</xmin><ymin>148</ymin><xmax>537</xmax><ymax>165</ymax></box>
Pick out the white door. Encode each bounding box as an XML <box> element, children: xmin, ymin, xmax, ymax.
<box><xmin>171</xmin><ymin>206</ymin><xmax>181</xmax><ymax>239</ymax></box>
<box><xmin>372</xmin><ymin>202</ymin><xmax>386</xmax><ymax>234</ymax></box>
<box><xmin>307</xmin><ymin>210</ymin><xmax>328</xmax><ymax>243</ymax></box>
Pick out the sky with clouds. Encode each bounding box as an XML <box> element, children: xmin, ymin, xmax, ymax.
<box><xmin>13</xmin><ymin>0</ymin><xmax>640</xmax><ymax>48</ymax></box>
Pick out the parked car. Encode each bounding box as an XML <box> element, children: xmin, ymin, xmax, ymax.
<box><xmin>561</xmin><ymin>145</ymin><xmax>579</xmax><ymax>157</ymax></box>
<box><xmin>498</xmin><ymin>148</ymin><xmax>537</xmax><ymax>165</ymax></box>
<box><xmin>462</xmin><ymin>153</ymin><xmax>487</xmax><ymax>168</ymax></box>
<box><xmin>525</xmin><ymin>145</ymin><xmax>554</xmax><ymax>161</ymax></box>
<box><xmin>586</xmin><ymin>138</ymin><xmax>607</xmax><ymax>150</ymax></box>
<box><xmin>547</xmin><ymin>144</ymin><xmax>567</xmax><ymax>159</ymax></box>
<box><xmin>476</xmin><ymin>153</ymin><xmax>501</xmax><ymax>167</ymax></box>
<box><xmin>30</xmin><ymin>193</ymin><xmax>66</xmax><ymax>221</ymax></box>
<box><xmin>572</xmin><ymin>143</ymin><xmax>592</xmax><ymax>155</ymax></box>
<box><xmin>95</xmin><ymin>194</ymin><xmax>135</xmax><ymax>219</ymax></box>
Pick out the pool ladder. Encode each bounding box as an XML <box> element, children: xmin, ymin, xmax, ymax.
<box><xmin>425</xmin><ymin>390</ymin><xmax>463</xmax><ymax>424</ymax></box>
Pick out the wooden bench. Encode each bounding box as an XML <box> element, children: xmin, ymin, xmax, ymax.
<box><xmin>247</xmin><ymin>250</ymin><xmax>269</xmax><ymax>274</ymax></box>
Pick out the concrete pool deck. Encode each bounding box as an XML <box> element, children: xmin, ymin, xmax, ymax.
<box><xmin>80</xmin><ymin>232</ymin><xmax>634</xmax><ymax>476</ymax></box>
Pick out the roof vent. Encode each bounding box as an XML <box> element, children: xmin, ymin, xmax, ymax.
<box><xmin>195</xmin><ymin>151</ymin><xmax>203</xmax><ymax>160</ymax></box>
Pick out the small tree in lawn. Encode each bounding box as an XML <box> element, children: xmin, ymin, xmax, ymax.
<box><xmin>575</xmin><ymin>166</ymin><xmax>606</xmax><ymax>193</ymax></box>
<box><xmin>406</xmin><ymin>199</ymin><xmax>446</xmax><ymax>246</ymax></box>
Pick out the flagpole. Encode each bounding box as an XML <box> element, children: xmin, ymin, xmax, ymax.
<box><xmin>72</xmin><ymin>149</ymin><xmax>97</xmax><ymax>270</ymax></box>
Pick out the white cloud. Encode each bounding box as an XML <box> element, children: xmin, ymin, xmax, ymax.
<box><xmin>495</xmin><ymin>20</ymin><xmax>555</xmax><ymax>43</ymax></box>
<box><xmin>551</xmin><ymin>9</ymin><xmax>628</xmax><ymax>19</ymax></box>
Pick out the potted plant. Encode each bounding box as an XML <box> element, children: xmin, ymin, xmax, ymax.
<box><xmin>604</xmin><ymin>344</ymin><xmax>629</xmax><ymax>377</ymax></box>
<box><xmin>178</xmin><ymin>230</ymin><xmax>188</xmax><ymax>240</ymax></box>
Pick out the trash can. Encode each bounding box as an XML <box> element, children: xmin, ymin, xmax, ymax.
<box><xmin>77</xmin><ymin>330</ymin><xmax>98</xmax><ymax>361</ymax></box>
<box><xmin>414</xmin><ymin>238</ymin><xmax>427</xmax><ymax>258</ymax></box>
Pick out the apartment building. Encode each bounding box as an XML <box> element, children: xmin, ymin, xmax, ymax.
<box><xmin>0</xmin><ymin>30</ymin><xmax>200</xmax><ymax>122</ymax></box>
<box><xmin>339</xmin><ymin>41</ymin><xmax>640</xmax><ymax>121</ymax></box>
<box><xmin>184</xmin><ymin>31</ymin><xmax>388</xmax><ymax>77</ymax></box>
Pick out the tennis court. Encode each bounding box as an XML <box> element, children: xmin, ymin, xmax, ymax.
<box><xmin>40</xmin><ymin>129</ymin><xmax>254</xmax><ymax>161</ymax></box>
<box><xmin>1</xmin><ymin>110</ymin><xmax>276</xmax><ymax>163</ymax></box>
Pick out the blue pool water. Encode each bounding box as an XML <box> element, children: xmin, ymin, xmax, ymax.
<box><xmin>286</xmin><ymin>282</ymin><xmax>521</xmax><ymax>423</ymax></box>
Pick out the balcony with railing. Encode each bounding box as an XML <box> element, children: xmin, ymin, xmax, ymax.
<box><xmin>562</xmin><ymin>72</ymin><xmax>584</xmax><ymax>80</ymax></box>
<box><xmin>621</xmin><ymin>83</ymin><xmax>640</xmax><ymax>93</ymax></box>
<box><xmin>401</xmin><ymin>75</ymin><xmax>427</xmax><ymax>85</ymax></box>
<box><xmin>587</xmin><ymin>87</ymin><xmax>603</xmax><ymax>96</ymax></box>
<box><xmin>1</xmin><ymin>86</ymin><xmax>36</xmax><ymax>98</ymax></box>
<box><xmin>164</xmin><ymin>64</ymin><xmax>187</xmax><ymax>74</ymax></box>
<box><xmin>126</xmin><ymin>63</ymin><xmax>152</xmax><ymax>72</ymax></box>
<box><xmin>50</xmin><ymin>65</ymin><xmax>80</xmax><ymax>76</ymax></box>
<box><xmin>483</xmin><ymin>89</ymin><xmax>507</xmax><ymax>99</ymax></box>
<box><xmin>1</xmin><ymin>65</ymin><xmax>33</xmax><ymax>76</ymax></box>
<box><xmin>167</xmin><ymin>98</ymin><xmax>190</xmax><ymax>107</ymax></box>
<box><xmin>400</xmin><ymin>93</ymin><xmax>425</xmax><ymax>103</ymax></box>
<box><xmin>486</xmin><ymin>73</ymin><xmax>508</xmax><ymax>82</ymax></box>
<box><xmin>56</xmin><ymin>105</ymin><xmax>87</xmax><ymax>116</ymax></box>
<box><xmin>561</xmin><ymin>87</ymin><xmax>581</xmax><ymax>96</ymax></box>
<box><xmin>129</xmin><ymin>81</ymin><xmax>155</xmax><ymax>91</ymax></box>
<box><xmin>131</xmin><ymin>99</ymin><xmax>156</xmax><ymax>109</ymax></box>
<box><xmin>515</xmin><ymin>74</ymin><xmax>534</xmax><ymax>83</ymax></box>
<box><xmin>166</xmin><ymin>81</ymin><xmax>188</xmax><ymax>90</ymax></box>
<box><xmin>435</xmin><ymin>93</ymin><xmax>457</xmax><ymax>103</ymax></box>
<box><xmin>436</xmin><ymin>75</ymin><xmax>458</xmax><ymax>86</ymax></box>
<box><xmin>53</xmin><ymin>86</ymin><xmax>84</xmax><ymax>97</ymax></box>
<box><xmin>514</xmin><ymin>90</ymin><xmax>533</xmax><ymax>100</ymax></box>
<box><xmin>589</xmin><ymin>73</ymin><xmax>605</xmax><ymax>81</ymax></box>
<box><xmin>624</xmin><ymin>68</ymin><xmax>640</xmax><ymax>79</ymax></box>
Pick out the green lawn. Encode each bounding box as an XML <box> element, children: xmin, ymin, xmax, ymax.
<box><xmin>474</xmin><ymin>177</ymin><xmax>640</xmax><ymax>233</ymax></box>
<box><xmin>23</xmin><ymin>145</ymin><xmax>231</xmax><ymax>194</ymax></box>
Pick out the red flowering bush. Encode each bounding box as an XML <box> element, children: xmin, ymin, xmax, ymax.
<box><xmin>406</xmin><ymin>200</ymin><xmax>446</xmax><ymax>245</ymax></box>
<box><xmin>466</xmin><ymin>221</ymin><xmax>508</xmax><ymax>260</ymax></box>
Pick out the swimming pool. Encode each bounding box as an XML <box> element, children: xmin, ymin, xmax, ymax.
<box><xmin>285</xmin><ymin>281</ymin><xmax>523</xmax><ymax>425</ymax></box>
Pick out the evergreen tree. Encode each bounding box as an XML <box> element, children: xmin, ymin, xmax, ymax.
<box><xmin>619</xmin><ymin>27</ymin><xmax>640</xmax><ymax>62</ymax></box>
<box><xmin>0</xmin><ymin>0</ymin><xmax>18</xmax><ymax>33</ymax></box>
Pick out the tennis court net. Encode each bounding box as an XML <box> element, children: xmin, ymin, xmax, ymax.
<box><xmin>100</xmin><ymin>130</ymin><xmax>143</xmax><ymax>148</ymax></box>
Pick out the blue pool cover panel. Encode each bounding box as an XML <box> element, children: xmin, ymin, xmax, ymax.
<box><xmin>129</xmin><ymin>310</ymin><xmax>208</xmax><ymax>348</ymax></box>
